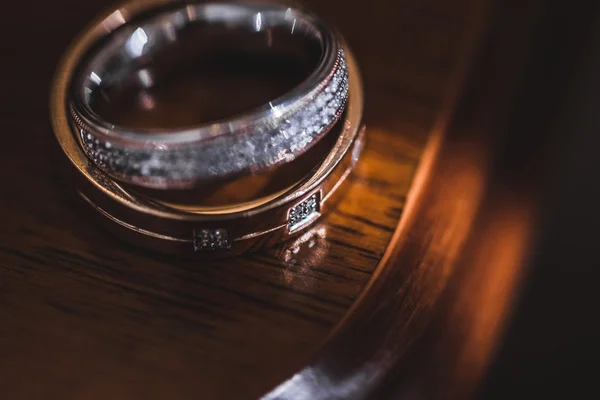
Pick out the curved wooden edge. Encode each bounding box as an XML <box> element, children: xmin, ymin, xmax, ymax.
<box><xmin>262</xmin><ymin>0</ymin><xmax>548</xmax><ymax>398</ymax></box>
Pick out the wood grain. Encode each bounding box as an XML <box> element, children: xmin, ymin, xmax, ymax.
<box><xmin>0</xmin><ymin>0</ymin><xmax>474</xmax><ymax>399</ymax></box>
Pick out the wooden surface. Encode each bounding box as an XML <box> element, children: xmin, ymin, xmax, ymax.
<box><xmin>0</xmin><ymin>0</ymin><xmax>476</xmax><ymax>399</ymax></box>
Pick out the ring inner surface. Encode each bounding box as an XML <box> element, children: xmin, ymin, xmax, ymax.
<box><xmin>74</xmin><ymin>3</ymin><xmax>324</xmax><ymax>130</ymax></box>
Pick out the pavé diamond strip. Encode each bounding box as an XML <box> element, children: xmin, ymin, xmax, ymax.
<box><xmin>72</xmin><ymin>51</ymin><xmax>349</xmax><ymax>187</ymax></box>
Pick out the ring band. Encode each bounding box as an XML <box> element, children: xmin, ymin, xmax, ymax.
<box><xmin>67</xmin><ymin>0</ymin><xmax>349</xmax><ymax>189</ymax></box>
<box><xmin>51</xmin><ymin>0</ymin><xmax>364</xmax><ymax>255</ymax></box>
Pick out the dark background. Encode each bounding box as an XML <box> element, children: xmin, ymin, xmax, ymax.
<box><xmin>479</xmin><ymin>1</ymin><xmax>600</xmax><ymax>396</ymax></box>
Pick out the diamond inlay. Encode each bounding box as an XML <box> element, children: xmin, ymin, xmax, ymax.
<box><xmin>288</xmin><ymin>192</ymin><xmax>321</xmax><ymax>232</ymax></box>
<box><xmin>193</xmin><ymin>229</ymin><xmax>231</xmax><ymax>251</ymax></box>
<box><xmin>72</xmin><ymin>50</ymin><xmax>349</xmax><ymax>186</ymax></box>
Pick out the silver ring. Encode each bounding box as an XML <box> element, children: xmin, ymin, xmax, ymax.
<box><xmin>68</xmin><ymin>1</ymin><xmax>349</xmax><ymax>189</ymax></box>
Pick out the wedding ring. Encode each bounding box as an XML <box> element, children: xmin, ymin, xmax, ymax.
<box><xmin>51</xmin><ymin>0</ymin><xmax>364</xmax><ymax>255</ymax></box>
<box><xmin>65</xmin><ymin>0</ymin><xmax>349</xmax><ymax>189</ymax></box>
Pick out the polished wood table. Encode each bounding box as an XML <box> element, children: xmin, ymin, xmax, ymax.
<box><xmin>0</xmin><ymin>0</ymin><xmax>551</xmax><ymax>398</ymax></box>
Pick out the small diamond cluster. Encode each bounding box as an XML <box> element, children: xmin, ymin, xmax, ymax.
<box><xmin>193</xmin><ymin>192</ymin><xmax>322</xmax><ymax>251</ymax></box>
<box><xmin>193</xmin><ymin>229</ymin><xmax>231</xmax><ymax>251</ymax></box>
<box><xmin>73</xmin><ymin>50</ymin><xmax>349</xmax><ymax>185</ymax></box>
<box><xmin>288</xmin><ymin>193</ymin><xmax>320</xmax><ymax>232</ymax></box>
